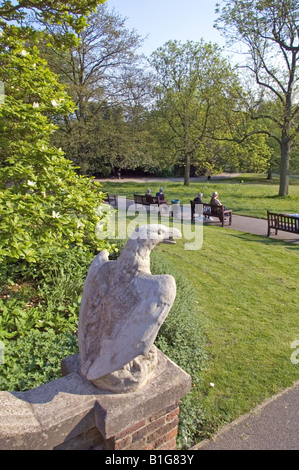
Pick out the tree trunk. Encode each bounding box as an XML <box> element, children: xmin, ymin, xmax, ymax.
<box><xmin>279</xmin><ymin>135</ymin><xmax>290</xmax><ymax>196</ymax></box>
<box><xmin>184</xmin><ymin>155</ymin><xmax>190</xmax><ymax>186</ymax></box>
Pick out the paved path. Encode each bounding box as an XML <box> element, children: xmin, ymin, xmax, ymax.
<box><xmin>112</xmin><ymin>200</ymin><xmax>299</xmax><ymax>449</ymax></box>
<box><xmin>191</xmin><ymin>381</ymin><xmax>299</xmax><ymax>450</ymax></box>
<box><xmin>216</xmin><ymin>214</ymin><xmax>299</xmax><ymax>244</ymax></box>
<box><xmin>114</xmin><ymin>198</ymin><xmax>299</xmax><ymax>244</ymax></box>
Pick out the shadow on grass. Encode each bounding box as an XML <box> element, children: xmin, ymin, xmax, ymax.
<box><xmin>229</xmin><ymin>231</ymin><xmax>299</xmax><ymax>247</ymax></box>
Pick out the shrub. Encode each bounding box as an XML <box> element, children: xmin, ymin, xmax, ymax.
<box><xmin>150</xmin><ymin>248</ymin><xmax>208</xmax><ymax>448</ymax></box>
<box><xmin>0</xmin><ymin>25</ymin><xmax>113</xmax><ymax>264</ymax></box>
<box><xmin>0</xmin><ymin>329</ymin><xmax>78</xmax><ymax>392</ymax></box>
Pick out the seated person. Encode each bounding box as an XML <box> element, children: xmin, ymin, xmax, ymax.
<box><xmin>145</xmin><ymin>188</ymin><xmax>153</xmax><ymax>203</ymax></box>
<box><xmin>156</xmin><ymin>187</ymin><xmax>164</xmax><ymax>200</ymax></box>
<box><xmin>156</xmin><ymin>187</ymin><xmax>168</xmax><ymax>204</ymax></box>
<box><xmin>210</xmin><ymin>192</ymin><xmax>228</xmax><ymax>219</ymax></box>
<box><xmin>210</xmin><ymin>191</ymin><xmax>222</xmax><ymax>206</ymax></box>
<box><xmin>193</xmin><ymin>192</ymin><xmax>203</xmax><ymax>204</ymax></box>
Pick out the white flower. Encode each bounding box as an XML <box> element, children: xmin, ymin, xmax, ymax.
<box><xmin>210</xmin><ymin>383</ymin><xmax>215</xmax><ymax>388</ymax></box>
<box><xmin>32</xmin><ymin>102</ymin><xmax>39</xmax><ymax>108</ymax></box>
<box><xmin>57</xmin><ymin>178</ymin><xmax>62</xmax><ymax>184</ymax></box>
<box><xmin>27</xmin><ymin>180</ymin><xmax>36</xmax><ymax>187</ymax></box>
<box><xmin>51</xmin><ymin>99</ymin><xmax>58</xmax><ymax>107</ymax></box>
<box><xmin>32</xmin><ymin>63</ymin><xmax>36</xmax><ymax>68</ymax></box>
<box><xmin>21</xmin><ymin>50</ymin><xmax>28</xmax><ymax>57</ymax></box>
<box><xmin>52</xmin><ymin>210</ymin><xmax>60</xmax><ymax>219</ymax></box>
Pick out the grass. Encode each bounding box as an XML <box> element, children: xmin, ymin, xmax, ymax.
<box><xmin>99</xmin><ymin>173</ymin><xmax>299</xmax><ymax>219</ymax></box>
<box><xmin>1</xmin><ymin>194</ymin><xmax>298</xmax><ymax>448</ymax></box>
<box><xmin>153</xmin><ymin>225</ymin><xmax>299</xmax><ymax>443</ymax></box>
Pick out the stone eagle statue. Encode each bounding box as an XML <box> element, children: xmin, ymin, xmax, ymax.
<box><xmin>78</xmin><ymin>224</ymin><xmax>181</xmax><ymax>393</ymax></box>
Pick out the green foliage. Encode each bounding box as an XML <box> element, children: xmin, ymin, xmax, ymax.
<box><xmin>149</xmin><ymin>39</ymin><xmax>272</xmax><ymax>184</ymax></box>
<box><xmin>0</xmin><ymin>26</ymin><xmax>113</xmax><ymax>263</ymax></box>
<box><xmin>215</xmin><ymin>0</ymin><xmax>299</xmax><ymax>196</ymax></box>
<box><xmin>0</xmin><ymin>245</ymin><xmax>92</xmax><ymax>391</ymax></box>
<box><xmin>41</xmin><ymin>5</ymin><xmax>150</xmax><ymax>176</ymax></box>
<box><xmin>150</xmin><ymin>249</ymin><xmax>208</xmax><ymax>448</ymax></box>
<box><xmin>0</xmin><ymin>0</ymin><xmax>107</xmax><ymax>31</ymax></box>
<box><xmin>0</xmin><ymin>329</ymin><xmax>78</xmax><ymax>391</ymax></box>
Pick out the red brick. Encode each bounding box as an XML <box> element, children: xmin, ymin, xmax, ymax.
<box><xmin>165</xmin><ymin>426</ymin><xmax>178</xmax><ymax>442</ymax></box>
<box><xmin>166</xmin><ymin>407</ymin><xmax>180</xmax><ymax>421</ymax></box>
<box><xmin>149</xmin><ymin>409</ymin><xmax>166</xmax><ymax>422</ymax></box>
<box><xmin>156</xmin><ymin>437</ymin><xmax>177</xmax><ymax>450</ymax></box>
<box><xmin>145</xmin><ymin>415</ymin><xmax>166</xmax><ymax>434</ymax></box>
<box><xmin>145</xmin><ymin>442</ymin><xmax>155</xmax><ymax>451</ymax></box>
<box><xmin>113</xmin><ymin>434</ymin><xmax>133</xmax><ymax>450</ymax></box>
<box><xmin>113</xmin><ymin>419</ymin><xmax>146</xmax><ymax>440</ymax></box>
<box><xmin>147</xmin><ymin>416</ymin><xmax>179</xmax><ymax>444</ymax></box>
<box><xmin>132</xmin><ymin>424</ymin><xmax>148</xmax><ymax>443</ymax></box>
<box><xmin>149</xmin><ymin>402</ymin><xmax>178</xmax><ymax>423</ymax></box>
<box><xmin>151</xmin><ymin>435</ymin><xmax>166</xmax><ymax>449</ymax></box>
<box><xmin>123</xmin><ymin>436</ymin><xmax>148</xmax><ymax>451</ymax></box>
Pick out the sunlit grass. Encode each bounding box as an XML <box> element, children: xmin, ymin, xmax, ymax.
<box><xmin>152</xmin><ymin>225</ymin><xmax>299</xmax><ymax>442</ymax></box>
<box><xmin>100</xmin><ymin>173</ymin><xmax>299</xmax><ymax>219</ymax></box>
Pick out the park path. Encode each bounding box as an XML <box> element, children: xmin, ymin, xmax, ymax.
<box><xmin>217</xmin><ymin>214</ymin><xmax>299</xmax><ymax>244</ymax></box>
<box><xmin>113</xmin><ymin>197</ymin><xmax>299</xmax><ymax>244</ymax></box>
<box><xmin>191</xmin><ymin>380</ymin><xmax>299</xmax><ymax>450</ymax></box>
<box><xmin>111</xmin><ymin>196</ymin><xmax>299</xmax><ymax>450</ymax></box>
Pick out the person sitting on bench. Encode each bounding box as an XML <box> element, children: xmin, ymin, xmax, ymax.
<box><xmin>156</xmin><ymin>187</ymin><xmax>165</xmax><ymax>201</ymax></box>
<box><xmin>193</xmin><ymin>192</ymin><xmax>203</xmax><ymax>204</ymax></box>
<box><xmin>210</xmin><ymin>191</ymin><xmax>222</xmax><ymax>206</ymax></box>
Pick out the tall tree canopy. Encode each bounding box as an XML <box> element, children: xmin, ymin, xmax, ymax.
<box><xmin>150</xmin><ymin>39</ymin><xmax>270</xmax><ymax>185</ymax></box>
<box><xmin>0</xmin><ymin>0</ymin><xmax>106</xmax><ymax>30</ymax></box>
<box><xmin>42</xmin><ymin>5</ymin><xmax>154</xmax><ymax>175</ymax></box>
<box><xmin>216</xmin><ymin>0</ymin><xmax>299</xmax><ymax>195</ymax></box>
<box><xmin>0</xmin><ymin>0</ymin><xmax>113</xmax><ymax>263</ymax></box>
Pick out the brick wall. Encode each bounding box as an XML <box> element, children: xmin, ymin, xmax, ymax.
<box><xmin>106</xmin><ymin>403</ymin><xmax>180</xmax><ymax>451</ymax></box>
<box><xmin>0</xmin><ymin>350</ymin><xmax>191</xmax><ymax>450</ymax></box>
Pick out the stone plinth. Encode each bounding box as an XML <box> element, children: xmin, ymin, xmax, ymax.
<box><xmin>0</xmin><ymin>349</ymin><xmax>191</xmax><ymax>450</ymax></box>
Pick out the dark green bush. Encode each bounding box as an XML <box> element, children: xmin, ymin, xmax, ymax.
<box><xmin>0</xmin><ymin>329</ymin><xmax>78</xmax><ymax>392</ymax></box>
<box><xmin>150</xmin><ymin>249</ymin><xmax>208</xmax><ymax>448</ymax></box>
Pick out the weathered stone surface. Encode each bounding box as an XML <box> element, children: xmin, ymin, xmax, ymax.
<box><xmin>78</xmin><ymin>224</ymin><xmax>182</xmax><ymax>392</ymax></box>
<box><xmin>0</xmin><ymin>349</ymin><xmax>191</xmax><ymax>450</ymax></box>
<box><xmin>0</xmin><ymin>373</ymin><xmax>101</xmax><ymax>450</ymax></box>
<box><xmin>0</xmin><ymin>392</ymin><xmax>42</xmax><ymax>450</ymax></box>
<box><xmin>93</xmin><ymin>349</ymin><xmax>191</xmax><ymax>439</ymax></box>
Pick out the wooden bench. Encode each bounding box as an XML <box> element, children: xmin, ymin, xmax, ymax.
<box><xmin>134</xmin><ymin>194</ymin><xmax>168</xmax><ymax>206</ymax></box>
<box><xmin>190</xmin><ymin>201</ymin><xmax>232</xmax><ymax>226</ymax></box>
<box><xmin>267</xmin><ymin>211</ymin><xmax>299</xmax><ymax>236</ymax></box>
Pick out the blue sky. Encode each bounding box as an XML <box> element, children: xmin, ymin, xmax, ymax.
<box><xmin>105</xmin><ymin>0</ymin><xmax>226</xmax><ymax>57</ymax></box>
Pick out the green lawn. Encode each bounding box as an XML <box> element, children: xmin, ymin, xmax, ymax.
<box><xmin>99</xmin><ymin>173</ymin><xmax>299</xmax><ymax>219</ymax></box>
<box><xmin>1</xmin><ymin>184</ymin><xmax>298</xmax><ymax>448</ymax></box>
<box><xmin>152</xmin><ymin>224</ymin><xmax>299</xmax><ymax>445</ymax></box>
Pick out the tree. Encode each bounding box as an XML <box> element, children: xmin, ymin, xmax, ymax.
<box><xmin>0</xmin><ymin>15</ymin><xmax>112</xmax><ymax>263</ymax></box>
<box><xmin>41</xmin><ymin>5</ymin><xmax>152</xmax><ymax>175</ymax></box>
<box><xmin>0</xmin><ymin>0</ymin><xmax>106</xmax><ymax>31</ymax></box>
<box><xmin>216</xmin><ymin>0</ymin><xmax>299</xmax><ymax>196</ymax></box>
<box><xmin>149</xmin><ymin>40</ymin><xmax>250</xmax><ymax>185</ymax></box>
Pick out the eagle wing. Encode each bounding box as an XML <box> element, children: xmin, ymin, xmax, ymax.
<box><xmin>85</xmin><ymin>272</ymin><xmax>176</xmax><ymax>381</ymax></box>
